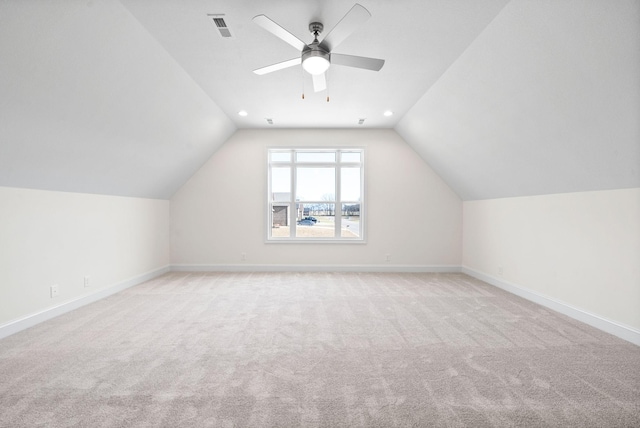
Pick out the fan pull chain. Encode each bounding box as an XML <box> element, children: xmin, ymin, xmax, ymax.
<box><xmin>326</xmin><ymin>70</ymin><xmax>330</xmax><ymax>102</ymax></box>
<box><xmin>301</xmin><ymin>66</ymin><xmax>305</xmax><ymax>100</ymax></box>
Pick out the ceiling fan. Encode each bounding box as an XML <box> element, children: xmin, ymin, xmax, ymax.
<box><xmin>252</xmin><ymin>3</ymin><xmax>385</xmax><ymax>93</ymax></box>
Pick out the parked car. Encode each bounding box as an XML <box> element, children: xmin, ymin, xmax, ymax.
<box><xmin>302</xmin><ymin>216</ymin><xmax>318</xmax><ymax>223</ymax></box>
<box><xmin>297</xmin><ymin>219</ymin><xmax>315</xmax><ymax>226</ymax></box>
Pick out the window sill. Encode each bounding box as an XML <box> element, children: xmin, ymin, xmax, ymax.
<box><xmin>266</xmin><ymin>238</ymin><xmax>366</xmax><ymax>244</ymax></box>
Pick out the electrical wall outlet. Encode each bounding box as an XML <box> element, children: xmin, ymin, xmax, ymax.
<box><xmin>241</xmin><ymin>252</ymin><xmax>246</xmax><ymax>261</ymax></box>
<box><xmin>497</xmin><ymin>266</ymin><xmax>504</xmax><ymax>276</ymax></box>
<box><xmin>84</xmin><ymin>276</ymin><xmax>90</xmax><ymax>287</ymax></box>
<box><xmin>50</xmin><ymin>284</ymin><xmax>59</xmax><ymax>298</ymax></box>
<box><xmin>385</xmin><ymin>254</ymin><xmax>391</xmax><ymax>262</ymax></box>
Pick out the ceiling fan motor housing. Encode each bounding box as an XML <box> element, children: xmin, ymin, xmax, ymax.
<box><xmin>302</xmin><ymin>22</ymin><xmax>330</xmax><ymax>75</ymax></box>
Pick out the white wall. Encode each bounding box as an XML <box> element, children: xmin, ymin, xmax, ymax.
<box><xmin>0</xmin><ymin>186</ymin><xmax>170</xmax><ymax>329</ymax></box>
<box><xmin>171</xmin><ymin>129</ymin><xmax>462</xmax><ymax>269</ymax></box>
<box><xmin>463</xmin><ymin>188</ymin><xmax>640</xmax><ymax>334</ymax></box>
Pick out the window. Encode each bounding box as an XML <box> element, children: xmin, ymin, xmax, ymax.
<box><xmin>268</xmin><ymin>148</ymin><xmax>364</xmax><ymax>242</ymax></box>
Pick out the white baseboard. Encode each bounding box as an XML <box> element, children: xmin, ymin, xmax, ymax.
<box><xmin>462</xmin><ymin>266</ymin><xmax>640</xmax><ymax>346</ymax></box>
<box><xmin>0</xmin><ymin>265</ymin><xmax>171</xmax><ymax>340</ymax></box>
<box><xmin>171</xmin><ymin>264</ymin><xmax>462</xmax><ymax>273</ymax></box>
<box><xmin>8</xmin><ymin>264</ymin><xmax>634</xmax><ymax>347</ymax></box>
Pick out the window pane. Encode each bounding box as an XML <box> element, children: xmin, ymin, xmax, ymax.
<box><xmin>341</xmin><ymin>152</ymin><xmax>361</xmax><ymax>163</ymax></box>
<box><xmin>296</xmin><ymin>167</ymin><xmax>335</xmax><ymax>201</ymax></box>
<box><xmin>341</xmin><ymin>167</ymin><xmax>361</xmax><ymax>201</ymax></box>
<box><xmin>270</xmin><ymin>151</ymin><xmax>291</xmax><ymax>162</ymax></box>
<box><xmin>271</xmin><ymin>204</ymin><xmax>290</xmax><ymax>237</ymax></box>
<box><xmin>271</xmin><ymin>167</ymin><xmax>290</xmax><ymax>201</ymax></box>
<box><xmin>296</xmin><ymin>152</ymin><xmax>336</xmax><ymax>163</ymax></box>
<box><xmin>296</xmin><ymin>205</ymin><xmax>335</xmax><ymax>238</ymax></box>
<box><xmin>341</xmin><ymin>204</ymin><xmax>360</xmax><ymax>238</ymax></box>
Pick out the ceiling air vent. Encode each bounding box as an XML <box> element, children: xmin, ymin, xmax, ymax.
<box><xmin>208</xmin><ymin>14</ymin><xmax>232</xmax><ymax>38</ymax></box>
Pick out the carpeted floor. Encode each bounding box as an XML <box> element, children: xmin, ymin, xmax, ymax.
<box><xmin>0</xmin><ymin>272</ymin><xmax>639</xmax><ymax>427</ymax></box>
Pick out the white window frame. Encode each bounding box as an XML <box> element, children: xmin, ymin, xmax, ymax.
<box><xmin>267</xmin><ymin>148</ymin><xmax>365</xmax><ymax>243</ymax></box>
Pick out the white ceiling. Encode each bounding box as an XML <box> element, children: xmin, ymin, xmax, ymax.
<box><xmin>0</xmin><ymin>0</ymin><xmax>638</xmax><ymax>200</ymax></box>
<box><xmin>0</xmin><ymin>0</ymin><xmax>235</xmax><ymax>199</ymax></box>
<box><xmin>396</xmin><ymin>0</ymin><xmax>640</xmax><ymax>200</ymax></box>
<box><xmin>118</xmin><ymin>0</ymin><xmax>510</xmax><ymax>128</ymax></box>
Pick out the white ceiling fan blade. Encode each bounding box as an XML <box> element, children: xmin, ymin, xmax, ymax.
<box><xmin>253</xmin><ymin>15</ymin><xmax>307</xmax><ymax>51</ymax></box>
<box><xmin>312</xmin><ymin>73</ymin><xmax>326</xmax><ymax>92</ymax></box>
<box><xmin>331</xmin><ymin>54</ymin><xmax>385</xmax><ymax>71</ymax></box>
<box><xmin>253</xmin><ymin>58</ymin><xmax>301</xmax><ymax>75</ymax></box>
<box><xmin>319</xmin><ymin>4</ymin><xmax>371</xmax><ymax>52</ymax></box>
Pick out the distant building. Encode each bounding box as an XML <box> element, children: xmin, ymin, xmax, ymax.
<box><xmin>271</xmin><ymin>193</ymin><xmax>304</xmax><ymax>226</ymax></box>
<box><xmin>272</xmin><ymin>205</ymin><xmax>288</xmax><ymax>227</ymax></box>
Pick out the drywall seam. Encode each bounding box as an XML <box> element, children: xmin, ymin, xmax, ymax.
<box><xmin>462</xmin><ymin>266</ymin><xmax>640</xmax><ymax>346</ymax></box>
<box><xmin>0</xmin><ymin>265</ymin><xmax>170</xmax><ymax>340</ymax></box>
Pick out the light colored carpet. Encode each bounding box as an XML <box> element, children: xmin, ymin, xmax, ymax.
<box><xmin>0</xmin><ymin>272</ymin><xmax>639</xmax><ymax>427</ymax></box>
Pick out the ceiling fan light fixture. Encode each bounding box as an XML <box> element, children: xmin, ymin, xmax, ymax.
<box><xmin>302</xmin><ymin>56</ymin><xmax>330</xmax><ymax>75</ymax></box>
<box><xmin>302</xmin><ymin>46</ymin><xmax>330</xmax><ymax>75</ymax></box>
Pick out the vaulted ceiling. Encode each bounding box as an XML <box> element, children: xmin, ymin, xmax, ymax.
<box><xmin>0</xmin><ymin>0</ymin><xmax>638</xmax><ymax>200</ymax></box>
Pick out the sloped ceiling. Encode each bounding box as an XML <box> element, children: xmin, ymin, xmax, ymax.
<box><xmin>0</xmin><ymin>0</ymin><xmax>638</xmax><ymax>201</ymax></box>
<box><xmin>0</xmin><ymin>0</ymin><xmax>236</xmax><ymax>199</ymax></box>
<box><xmin>396</xmin><ymin>0</ymin><xmax>640</xmax><ymax>200</ymax></box>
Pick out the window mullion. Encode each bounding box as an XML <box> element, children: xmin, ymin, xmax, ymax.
<box><xmin>335</xmin><ymin>152</ymin><xmax>341</xmax><ymax>238</ymax></box>
<box><xmin>290</xmin><ymin>162</ymin><xmax>297</xmax><ymax>237</ymax></box>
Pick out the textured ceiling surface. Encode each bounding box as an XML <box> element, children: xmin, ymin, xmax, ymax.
<box><xmin>0</xmin><ymin>0</ymin><xmax>638</xmax><ymax>200</ymax></box>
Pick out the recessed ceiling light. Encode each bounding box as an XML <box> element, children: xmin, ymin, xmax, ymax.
<box><xmin>238</xmin><ymin>110</ymin><xmax>248</xmax><ymax>117</ymax></box>
<box><xmin>383</xmin><ymin>110</ymin><xmax>393</xmax><ymax>117</ymax></box>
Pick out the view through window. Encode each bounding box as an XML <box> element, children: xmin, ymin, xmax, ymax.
<box><xmin>268</xmin><ymin>148</ymin><xmax>364</xmax><ymax>241</ymax></box>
